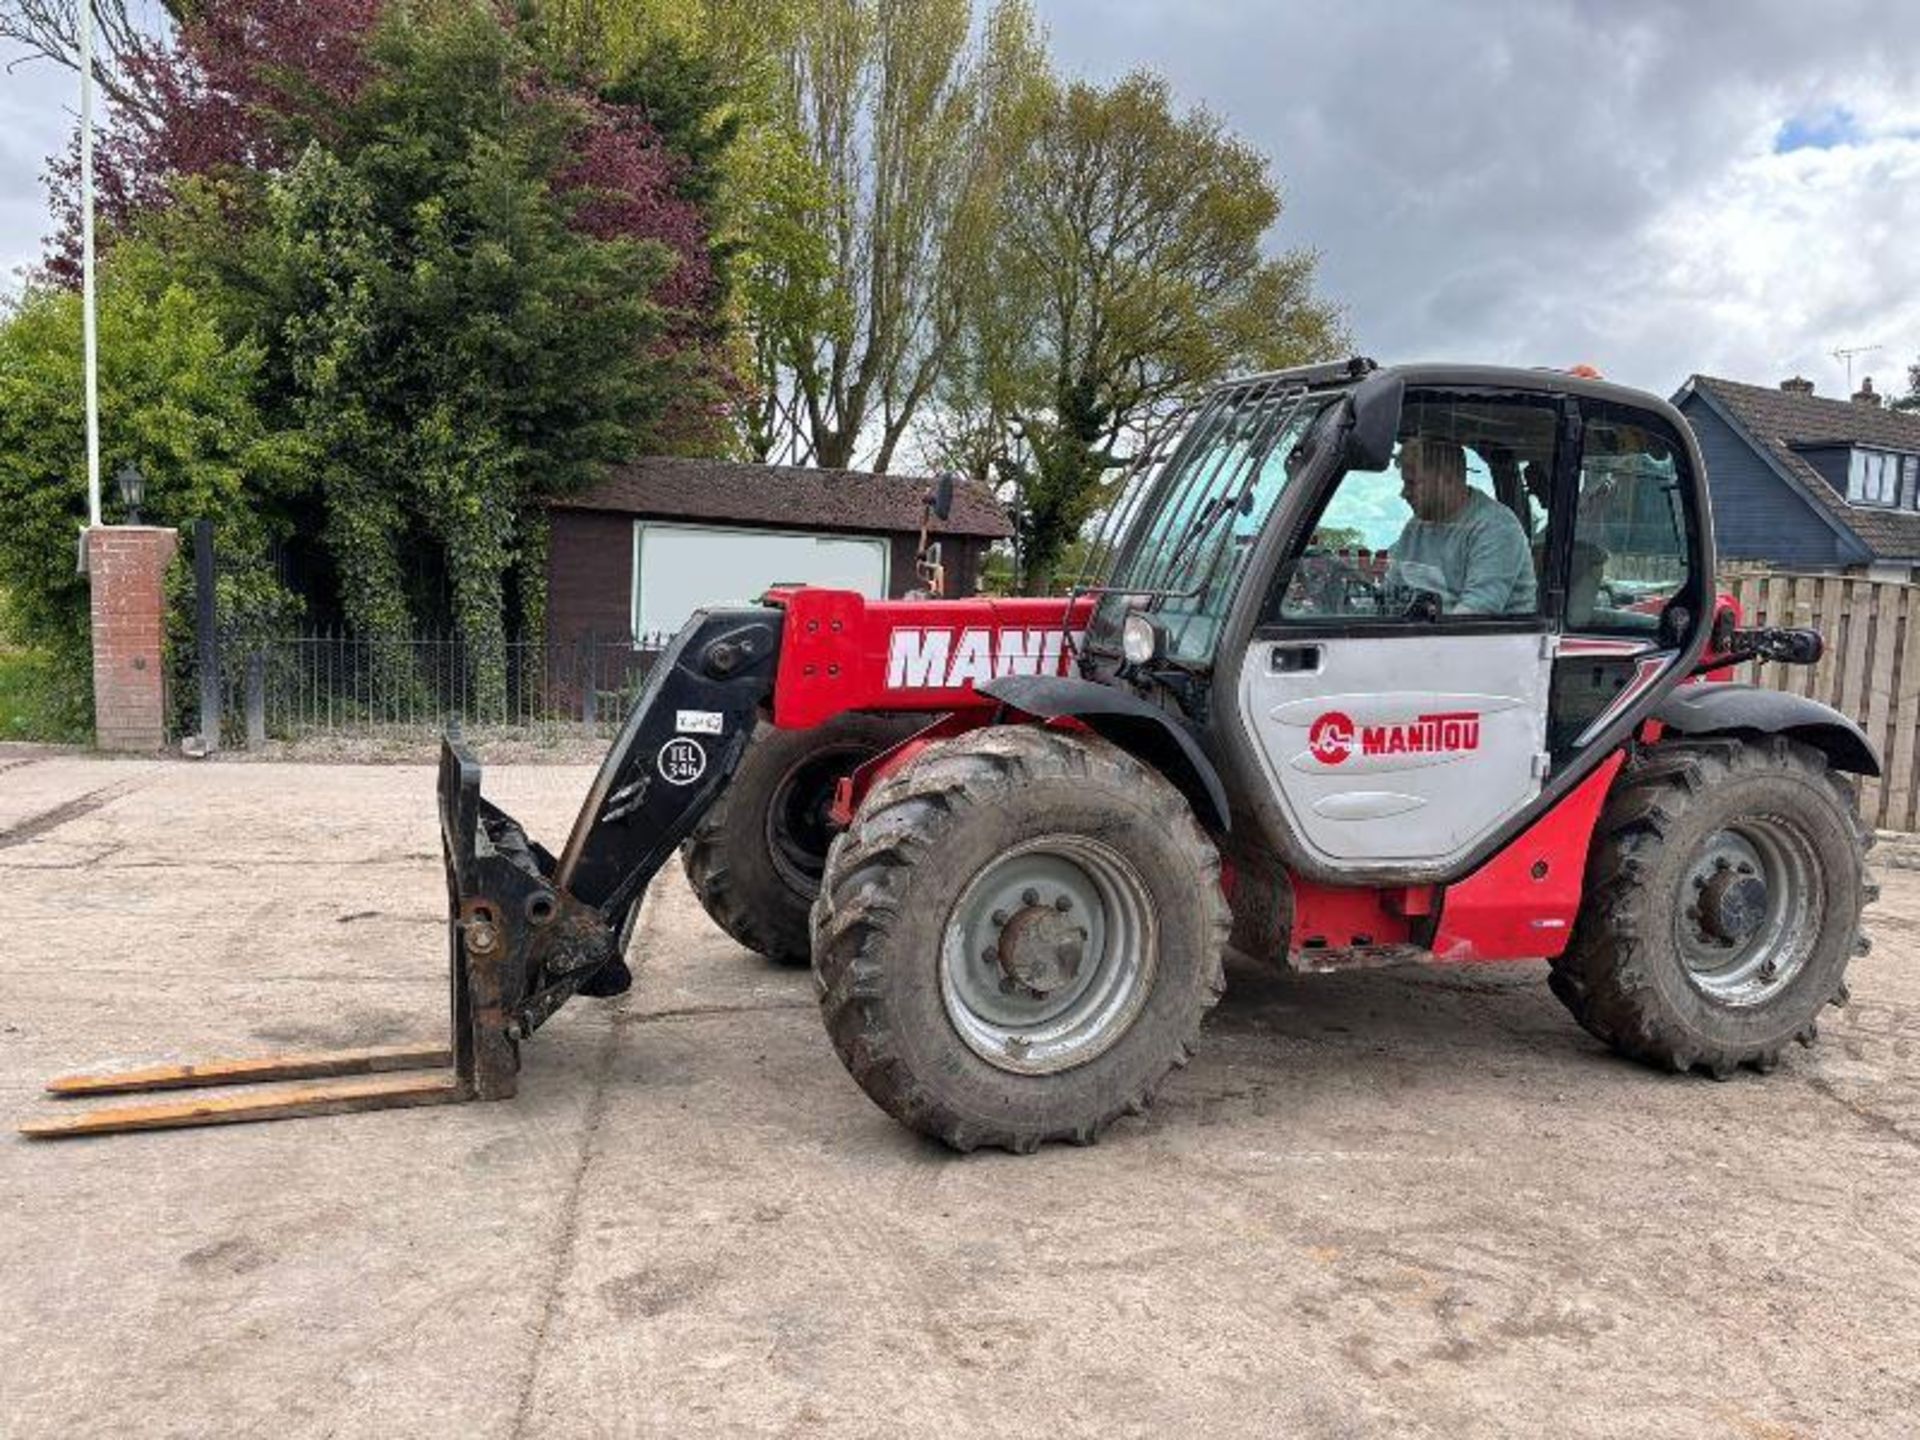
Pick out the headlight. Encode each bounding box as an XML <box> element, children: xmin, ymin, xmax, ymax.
<box><xmin>1122</xmin><ymin>612</ymin><xmax>1162</xmax><ymax>666</ymax></box>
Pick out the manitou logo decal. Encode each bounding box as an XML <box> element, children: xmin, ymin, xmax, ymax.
<box><xmin>1308</xmin><ymin>709</ymin><xmax>1482</xmax><ymax>765</ymax></box>
<box><xmin>886</xmin><ymin>628</ymin><xmax>1078</xmax><ymax>689</ymax></box>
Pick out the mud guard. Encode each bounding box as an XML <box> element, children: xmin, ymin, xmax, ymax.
<box><xmin>1654</xmin><ymin>683</ymin><xmax>1880</xmax><ymax>777</ymax></box>
<box><xmin>978</xmin><ymin>674</ymin><xmax>1231</xmax><ymax>833</ymax></box>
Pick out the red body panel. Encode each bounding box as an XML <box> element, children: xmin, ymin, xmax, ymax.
<box><xmin>1288</xmin><ymin>882</ymin><xmax>1417</xmax><ymax>950</ymax></box>
<box><xmin>1426</xmin><ymin>751</ymin><xmax>1626</xmax><ymax>962</ymax></box>
<box><xmin>765</xmin><ymin>588</ymin><xmax>1095</xmax><ymax>729</ymax></box>
<box><xmin>1285</xmin><ymin>753</ymin><xmax>1624</xmax><ymax>964</ymax></box>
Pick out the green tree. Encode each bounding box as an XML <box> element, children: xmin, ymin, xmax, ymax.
<box><xmin>950</xmin><ymin>72</ymin><xmax>1343</xmax><ymax>589</ymax></box>
<box><xmin>0</xmin><ymin>241</ymin><xmax>299</xmax><ymax>731</ymax></box>
<box><xmin>167</xmin><ymin>5</ymin><xmax>683</xmax><ymax>715</ymax></box>
<box><xmin>524</xmin><ymin>0</ymin><xmax>1049</xmax><ymax>471</ymax></box>
<box><xmin>1895</xmin><ymin>360</ymin><xmax>1920</xmax><ymax>413</ymax></box>
<box><xmin>753</xmin><ymin>0</ymin><xmax>1046</xmax><ymax>470</ymax></box>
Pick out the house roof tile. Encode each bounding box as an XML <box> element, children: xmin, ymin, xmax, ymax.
<box><xmin>552</xmin><ymin>456</ymin><xmax>1013</xmax><ymax>539</ymax></box>
<box><xmin>1683</xmin><ymin>375</ymin><xmax>1920</xmax><ymax>561</ymax></box>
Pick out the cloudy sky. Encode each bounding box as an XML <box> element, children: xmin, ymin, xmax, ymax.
<box><xmin>3</xmin><ymin>0</ymin><xmax>1915</xmax><ymax>401</ymax></box>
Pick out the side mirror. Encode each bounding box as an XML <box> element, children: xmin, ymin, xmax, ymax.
<box><xmin>929</xmin><ymin>472</ymin><xmax>956</xmax><ymax>522</ymax></box>
<box><xmin>1343</xmin><ymin>374</ymin><xmax>1405</xmax><ymax>472</ymax></box>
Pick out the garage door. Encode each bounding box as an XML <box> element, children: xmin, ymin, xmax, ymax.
<box><xmin>632</xmin><ymin>521</ymin><xmax>891</xmax><ymax>637</ymax></box>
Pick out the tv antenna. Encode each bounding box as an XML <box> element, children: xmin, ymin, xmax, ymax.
<box><xmin>1832</xmin><ymin>344</ymin><xmax>1882</xmax><ymax>390</ymax></box>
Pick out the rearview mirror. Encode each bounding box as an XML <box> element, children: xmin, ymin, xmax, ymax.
<box><xmin>1344</xmin><ymin>374</ymin><xmax>1405</xmax><ymax>471</ymax></box>
<box><xmin>930</xmin><ymin>472</ymin><xmax>956</xmax><ymax>521</ymax></box>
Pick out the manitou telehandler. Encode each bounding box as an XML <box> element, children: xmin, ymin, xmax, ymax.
<box><xmin>24</xmin><ymin>360</ymin><xmax>1879</xmax><ymax>1152</ymax></box>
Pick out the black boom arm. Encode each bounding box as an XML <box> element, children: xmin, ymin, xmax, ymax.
<box><xmin>436</xmin><ymin>607</ymin><xmax>783</xmax><ymax>1085</ymax></box>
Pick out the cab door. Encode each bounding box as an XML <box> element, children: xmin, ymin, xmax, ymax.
<box><xmin>1235</xmin><ymin>390</ymin><xmax>1567</xmax><ymax>870</ymax></box>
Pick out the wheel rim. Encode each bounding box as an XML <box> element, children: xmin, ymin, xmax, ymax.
<box><xmin>1674</xmin><ymin>817</ymin><xmax>1822</xmax><ymax>1006</ymax></box>
<box><xmin>939</xmin><ymin>835</ymin><xmax>1158</xmax><ymax>1076</ymax></box>
<box><xmin>764</xmin><ymin>747</ymin><xmax>869</xmax><ymax>896</ymax></box>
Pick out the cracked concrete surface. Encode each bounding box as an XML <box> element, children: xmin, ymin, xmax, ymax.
<box><xmin>2</xmin><ymin>749</ymin><xmax>1918</xmax><ymax>1438</ymax></box>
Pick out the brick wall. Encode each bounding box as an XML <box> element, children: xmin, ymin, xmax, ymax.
<box><xmin>87</xmin><ymin>526</ymin><xmax>178</xmax><ymax>751</ymax></box>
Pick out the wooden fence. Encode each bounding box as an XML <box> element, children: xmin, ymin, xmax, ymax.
<box><xmin>1722</xmin><ymin>570</ymin><xmax>1920</xmax><ymax>833</ymax></box>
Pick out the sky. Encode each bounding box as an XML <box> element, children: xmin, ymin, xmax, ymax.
<box><xmin>2</xmin><ymin>0</ymin><xmax>1916</xmax><ymax>403</ymax></box>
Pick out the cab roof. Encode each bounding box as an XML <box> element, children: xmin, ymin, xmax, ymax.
<box><xmin>1230</xmin><ymin>356</ymin><xmax>1677</xmax><ymax>416</ymax></box>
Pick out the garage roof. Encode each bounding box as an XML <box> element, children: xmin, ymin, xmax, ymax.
<box><xmin>555</xmin><ymin>456</ymin><xmax>1013</xmax><ymax>539</ymax></box>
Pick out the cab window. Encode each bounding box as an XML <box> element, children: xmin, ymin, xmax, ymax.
<box><xmin>1566</xmin><ymin>409</ymin><xmax>1694</xmax><ymax>635</ymax></box>
<box><xmin>1269</xmin><ymin>393</ymin><xmax>1558</xmax><ymax>623</ymax></box>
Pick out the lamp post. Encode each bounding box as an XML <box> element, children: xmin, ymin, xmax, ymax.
<box><xmin>81</xmin><ymin>0</ymin><xmax>101</xmax><ymax>530</ymax></box>
<box><xmin>116</xmin><ymin>463</ymin><xmax>145</xmax><ymax>525</ymax></box>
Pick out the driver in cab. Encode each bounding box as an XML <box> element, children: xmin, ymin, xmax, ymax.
<box><xmin>1387</xmin><ymin>436</ymin><xmax>1536</xmax><ymax>616</ymax></box>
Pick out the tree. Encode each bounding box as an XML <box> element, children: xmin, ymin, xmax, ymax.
<box><xmin>753</xmin><ymin>0</ymin><xmax>1047</xmax><ymax>470</ymax></box>
<box><xmin>226</xmin><ymin>5</ymin><xmax>685</xmax><ymax>714</ymax></box>
<box><xmin>31</xmin><ymin>1</ymin><xmax>734</xmax><ymax>717</ymax></box>
<box><xmin>1895</xmin><ymin>360</ymin><xmax>1920</xmax><ymax>413</ymax></box>
<box><xmin>0</xmin><ymin>1</ymin><xmax>189</xmax><ymax>117</ymax></box>
<box><xmin>516</xmin><ymin>0</ymin><xmax>1050</xmax><ymax>471</ymax></box>
<box><xmin>37</xmin><ymin>1</ymin><xmax>384</xmax><ymax>283</ymax></box>
<box><xmin>948</xmin><ymin>72</ymin><xmax>1343</xmax><ymax>589</ymax></box>
<box><xmin>0</xmin><ymin>240</ymin><xmax>299</xmax><ymax>728</ymax></box>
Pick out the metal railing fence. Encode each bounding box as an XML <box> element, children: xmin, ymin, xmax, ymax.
<box><xmin>199</xmin><ymin>629</ymin><xmax>670</xmax><ymax>746</ymax></box>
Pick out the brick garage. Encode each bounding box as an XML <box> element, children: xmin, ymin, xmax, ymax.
<box><xmin>546</xmin><ymin>457</ymin><xmax>1012</xmax><ymax>647</ymax></box>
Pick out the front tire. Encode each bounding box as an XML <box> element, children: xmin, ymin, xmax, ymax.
<box><xmin>1549</xmin><ymin>737</ymin><xmax>1873</xmax><ymax>1078</ymax></box>
<box><xmin>812</xmin><ymin>726</ymin><xmax>1229</xmax><ymax>1153</ymax></box>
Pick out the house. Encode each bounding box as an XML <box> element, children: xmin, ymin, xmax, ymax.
<box><xmin>545</xmin><ymin>456</ymin><xmax>1013</xmax><ymax>647</ymax></box>
<box><xmin>1673</xmin><ymin>373</ymin><xmax>1920</xmax><ymax>581</ymax></box>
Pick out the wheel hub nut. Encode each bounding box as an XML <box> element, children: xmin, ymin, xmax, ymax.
<box><xmin>994</xmin><ymin>901</ymin><xmax>1087</xmax><ymax>997</ymax></box>
<box><xmin>1698</xmin><ymin>870</ymin><xmax>1767</xmax><ymax>944</ymax></box>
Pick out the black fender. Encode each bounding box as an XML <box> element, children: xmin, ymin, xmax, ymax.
<box><xmin>977</xmin><ymin>675</ymin><xmax>1231</xmax><ymax>833</ymax></box>
<box><xmin>1654</xmin><ymin>683</ymin><xmax>1880</xmax><ymax>777</ymax></box>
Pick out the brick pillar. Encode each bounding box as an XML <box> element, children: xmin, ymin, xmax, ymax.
<box><xmin>87</xmin><ymin>526</ymin><xmax>179</xmax><ymax>752</ymax></box>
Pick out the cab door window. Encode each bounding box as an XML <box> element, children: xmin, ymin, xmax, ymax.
<box><xmin>1565</xmin><ymin>408</ymin><xmax>1695</xmax><ymax>634</ymax></box>
<box><xmin>1271</xmin><ymin>393</ymin><xmax>1558</xmax><ymax>623</ymax></box>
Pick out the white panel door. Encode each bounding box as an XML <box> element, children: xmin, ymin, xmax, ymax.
<box><xmin>1237</xmin><ymin>632</ymin><xmax>1552</xmax><ymax>867</ymax></box>
<box><xmin>634</xmin><ymin>522</ymin><xmax>889</xmax><ymax>636</ymax></box>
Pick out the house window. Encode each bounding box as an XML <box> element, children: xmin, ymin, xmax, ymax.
<box><xmin>1848</xmin><ymin>449</ymin><xmax>1903</xmax><ymax>507</ymax></box>
<box><xmin>1904</xmin><ymin>455</ymin><xmax>1919</xmax><ymax>510</ymax></box>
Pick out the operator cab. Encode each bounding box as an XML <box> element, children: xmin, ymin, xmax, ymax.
<box><xmin>1081</xmin><ymin>359</ymin><xmax>1713</xmax><ymax>883</ymax></box>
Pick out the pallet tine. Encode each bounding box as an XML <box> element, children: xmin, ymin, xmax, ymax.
<box><xmin>42</xmin><ymin>1045</ymin><xmax>453</xmax><ymax>1097</ymax></box>
<box><xmin>19</xmin><ymin>742</ymin><xmax>515</xmax><ymax>1140</ymax></box>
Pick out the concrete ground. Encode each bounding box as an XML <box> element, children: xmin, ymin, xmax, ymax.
<box><xmin>1</xmin><ymin>749</ymin><xmax>1917</xmax><ymax>1440</ymax></box>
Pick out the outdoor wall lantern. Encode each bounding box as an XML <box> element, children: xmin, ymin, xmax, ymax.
<box><xmin>116</xmin><ymin>462</ymin><xmax>146</xmax><ymax>525</ymax></box>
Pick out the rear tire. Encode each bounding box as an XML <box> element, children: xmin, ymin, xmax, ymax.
<box><xmin>681</xmin><ymin>714</ymin><xmax>918</xmax><ymax>964</ymax></box>
<box><xmin>812</xmin><ymin>726</ymin><xmax>1230</xmax><ymax>1153</ymax></box>
<box><xmin>1549</xmin><ymin>736</ymin><xmax>1873</xmax><ymax>1078</ymax></box>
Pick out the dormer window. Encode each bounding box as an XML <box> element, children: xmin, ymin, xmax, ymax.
<box><xmin>1848</xmin><ymin>448</ymin><xmax>1917</xmax><ymax>508</ymax></box>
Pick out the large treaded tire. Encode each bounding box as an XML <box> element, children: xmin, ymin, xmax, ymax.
<box><xmin>812</xmin><ymin>726</ymin><xmax>1230</xmax><ymax>1153</ymax></box>
<box><xmin>1549</xmin><ymin>736</ymin><xmax>1874</xmax><ymax>1078</ymax></box>
<box><xmin>681</xmin><ymin>714</ymin><xmax>917</xmax><ymax>964</ymax></box>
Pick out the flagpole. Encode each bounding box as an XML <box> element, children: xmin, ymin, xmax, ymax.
<box><xmin>80</xmin><ymin>0</ymin><xmax>101</xmax><ymax>529</ymax></box>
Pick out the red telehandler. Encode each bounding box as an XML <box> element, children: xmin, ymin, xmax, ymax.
<box><xmin>24</xmin><ymin>361</ymin><xmax>1878</xmax><ymax>1152</ymax></box>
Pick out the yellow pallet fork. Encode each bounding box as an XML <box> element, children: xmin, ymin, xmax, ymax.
<box><xmin>20</xmin><ymin>610</ymin><xmax>782</xmax><ymax>1139</ymax></box>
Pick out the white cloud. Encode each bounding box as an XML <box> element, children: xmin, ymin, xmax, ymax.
<box><xmin>0</xmin><ymin>42</ymin><xmax>78</xmax><ymax>297</ymax></box>
<box><xmin>1032</xmin><ymin>0</ymin><xmax>1920</xmax><ymax>400</ymax></box>
<box><xmin>1636</xmin><ymin>137</ymin><xmax>1920</xmax><ymax>395</ymax></box>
